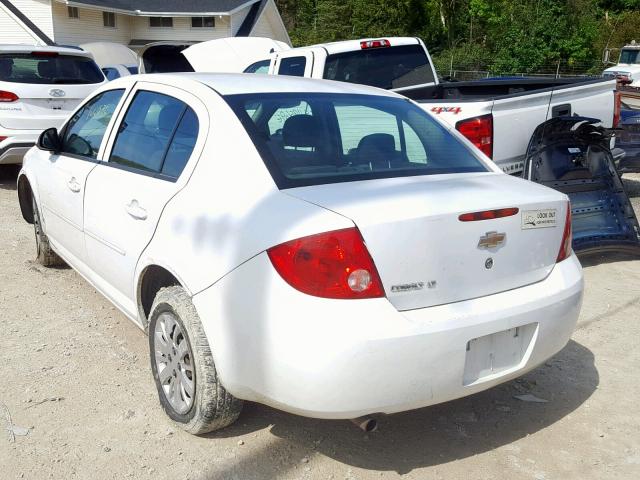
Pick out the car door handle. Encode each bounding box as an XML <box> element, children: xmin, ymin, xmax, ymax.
<box><xmin>125</xmin><ymin>200</ymin><xmax>148</xmax><ymax>220</ymax></box>
<box><xmin>67</xmin><ymin>177</ymin><xmax>81</xmax><ymax>193</ymax></box>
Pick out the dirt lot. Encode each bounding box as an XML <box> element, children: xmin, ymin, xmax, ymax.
<box><xmin>1</xmin><ymin>166</ymin><xmax>639</xmax><ymax>480</ymax></box>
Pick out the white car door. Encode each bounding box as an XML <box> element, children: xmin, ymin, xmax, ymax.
<box><xmin>36</xmin><ymin>88</ymin><xmax>126</xmax><ymax>266</ymax></box>
<box><xmin>83</xmin><ymin>82</ymin><xmax>206</xmax><ymax>317</ymax></box>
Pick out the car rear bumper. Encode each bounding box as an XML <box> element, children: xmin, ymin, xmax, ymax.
<box><xmin>0</xmin><ymin>130</ymin><xmax>39</xmax><ymax>165</ymax></box>
<box><xmin>192</xmin><ymin>253</ymin><xmax>583</xmax><ymax>419</ymax></box>
<box><xmin>0</xmin><ymin>143</ymin><xmax>34</xmax><ymax>165</ymax></box>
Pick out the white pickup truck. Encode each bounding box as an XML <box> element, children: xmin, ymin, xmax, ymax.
<box><xmin>228</xmin><ymin>37</ymin><xmax>618</xmax><ymax>174</ymax></box>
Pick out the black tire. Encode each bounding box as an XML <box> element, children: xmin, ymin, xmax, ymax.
<box><xmin>31</xmin><ymin>196</ymin><xmax>64</xmax><ymax>267</ymax></box>
<box><xmin>148</xmin><ymin>286</ymin><xmax>243</xmax><ymax>434</ymax></box>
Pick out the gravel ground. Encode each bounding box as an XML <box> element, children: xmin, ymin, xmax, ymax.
<box><xmin>1</xmin><ymin>167</ymin><xmax>639</xmax><ymax>480</ymax></box>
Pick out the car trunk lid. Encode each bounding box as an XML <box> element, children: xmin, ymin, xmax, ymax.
<box><xmin>285</xmin><ymin>172</ymin><xmax>568</xmax><ymax>310</ymax></box>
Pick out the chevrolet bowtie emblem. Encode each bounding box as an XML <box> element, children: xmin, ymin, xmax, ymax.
<box><xmin>478</xmin><ymin>231</ymin><xmax>506</xmax><ymax>249</ymax></box>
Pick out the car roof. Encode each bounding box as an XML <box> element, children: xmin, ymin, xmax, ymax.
<box><xmin>0</xmin><ymin>44</ymin><xmax>91</xmax><ymax>57</ymax></box>
<box><xmin>299</xmin><ymin>37</ymin><xmax>421</xmax><ymax>55</ymax></box>
<box><xmin>126</xmin><ymin>72</ymin><xmax>402</xmax><ymax>98</ymax></box>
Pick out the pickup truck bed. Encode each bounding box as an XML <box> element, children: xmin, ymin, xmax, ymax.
<box><xmin>404</xmin><ymin>77</ymin><xmax>616</xmax><ymax>174</ymax></box>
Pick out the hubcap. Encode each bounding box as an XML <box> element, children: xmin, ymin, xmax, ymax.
<box><xmin>153</xmin><ymin>312</ymin><xmax>195</xmax><ymax>414</ymax></box>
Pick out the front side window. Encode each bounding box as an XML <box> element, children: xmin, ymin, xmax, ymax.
<box><xmin>324</xmin><ymin>44</ymin><xmax>435</xmax><ymax>90</ymax></box>
<box><xmin>619</xmin><ymin>49</ymin><xmax>640</xmax><ymax>64</ymax></box>
<box><xmin>150</xmin><ymin>17</ymin><xmax>173</xmax><ymax>28</ymax></box>
<box><xmin>226</xmin><ymin>93</ymin><xmax>487</xmax><ymax>188</ymax></box>
<box><xmin>0</xmin><ymin>53</ymin><xmax>104</xmax><ymax>84</ymax></box>
<box><xmin>278</xmin><ymin>56</ymin><xmax>306</xmax><ymax>77</ymax></box>
<box><xmin>103</xmin><ymin>12</ymin><xmax>116</xmax><ymax>28</ymax></box>
<box><xmin>191</xmin><ymin>17</ymin><xmax>215</xmax><ymax>28</ymax></box>
<box><xmin>62</xmin><ymin>89</ymin><xmax>124</xmax><ymax>159</ymax></box>
<box><xmin>109</xmin><ymin>91</ymin><xmax>197</xmax><ymax>178</ymax></box>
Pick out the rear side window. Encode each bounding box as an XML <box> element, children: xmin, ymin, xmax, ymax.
<box><xmin>244</xmin><ymin>59</ymin><xmax>270</xmax><ymax>74</ymax></box>
<box><xmin>278</xmin><ymin>56</ymin><xmax>306</xmax><ymax>77</ymax></box>
<box><xmin>323</xmin><ymin>45</ymin><xmax>434</xmax><ymax>90</ymax></box>
<box><xmin>62</xmin><ymin>89</ymin><xmax>124</xmax><ymax>159</ymax></box>
<box><xmin>110</xmin><ymin>91</ymin><xmax>198</xmax><ymax>179</ymax></box>
<box><xmin>0</xmin><ymin>53</ymin><xmax>104</xmax><ymax>84</ymax></box>
<box><xmin>102</xmin><ymin>67</ymin><xmax>120</xmax><ymax>81</ymax></box>
<box><xmin>226</xmin><ymin>93</ymin><xmax>487</xmax><ymax>188</ymax></box>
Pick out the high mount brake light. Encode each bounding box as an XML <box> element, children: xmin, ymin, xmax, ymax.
<box><xmin>0</xmin><ymin>91</ymin><xmax>18</xmax><ymax>102</ymax></box>
<box><xmin>267</xmin><ymin>228</ymin><xmax>385</xmax><ymax>299</ymax></box>
<box><xmin>459</xmin><ymin>208</ymin><xmax>519</xmax><ymax>222</ymax></box>
<box><xmin>556</xmin><ymin>203</ymin><xmax>572</xmax><ymax>262</ymax></box>
<box><xmin>456</xmin><ymin>114</ymin><xmax>493</xmax><ymax>158</ymax></box>
<box><xmin>31</xmin><ymin>51</ymin><xmax>59</xmax><ymax>57</ymax></box>
<box><xmin>360</xmin><ymin>39</ymin><xmax>391</xmax><ymax>50</ymax></box>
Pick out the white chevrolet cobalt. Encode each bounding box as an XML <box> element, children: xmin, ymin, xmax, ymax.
<box><xmin>17</xmin><ymin>73</ymin><xmax>583</xmax><ymax>434</ymax></box>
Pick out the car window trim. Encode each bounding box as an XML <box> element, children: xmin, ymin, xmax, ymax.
<box><xmin>158</xmin><ymin>104</ymin><xmax>188</xmax><ymax>175</ymax></box>
<box><xmin>99</xmin><ymin>159</ymin><xmax>179</xmax><ymax>183</ymax></box>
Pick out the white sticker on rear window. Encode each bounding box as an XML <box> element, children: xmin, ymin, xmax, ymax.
<box><xmin>522</xmin><ymin>209</ymin><xmax>557</xmax><ymax>229</ymax></box>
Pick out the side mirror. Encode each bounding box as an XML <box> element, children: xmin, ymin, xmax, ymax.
<box><xmin>37</xmin><ymin>127</ymin><xmax>62</xmax><ymax>153</ymax></box>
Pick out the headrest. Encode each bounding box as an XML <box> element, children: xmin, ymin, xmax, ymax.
<box><xmin>37</xmin><ymin>60</ymin><xmax>55</xmax><ymax>79</ymax></box>
<box><xmin>0</xmin><ymin>58</ymin><xmax>13</xmax><ymax>76</ymax></box>
<box><xmin>357</xmin><ymin>133</ymin><xmax>396</xmax><ymax>153</ymax></box>
<box><xmin>282</xmin><ymin>115</ymin><xmax>319</xmax><ymax>148</ymax></box>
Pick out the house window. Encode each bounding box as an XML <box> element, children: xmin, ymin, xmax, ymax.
<box><xmin>149</xmin><ymin>17</ymin><xmax>173</xmax><ymax>28</ymax></box>
<box><xmin>68</xmin><ymin>6</ymin><xmax>79</xmax><ymax>19</ymax></box>
<box><xmin>103</xmin><ymin>12</ymin><xmax>116</xmax><ymax>28</ymax></box>
<box><xmin>191</xmin><ymin>17</ymin><xmax>215</xmax><ymax>28</ymax></box>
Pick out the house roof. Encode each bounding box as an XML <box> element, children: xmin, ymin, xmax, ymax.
<box><xmin>61</xmin><ymin>0</ymin><xmax>260</xmax><ymax>15</ymax></box>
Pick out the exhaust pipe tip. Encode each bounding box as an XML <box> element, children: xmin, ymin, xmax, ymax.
<box><xmin>350</xmin><ymin>416</ymin><xmax>378</xmax><ymax>432</ymax></box>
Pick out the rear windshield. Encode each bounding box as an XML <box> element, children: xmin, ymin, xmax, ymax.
<box><xmin>0</xmin><ymin>53</ymin><xmax>104</xmax><ymax>84</ymax></box>
<box><xmin>226</xmin><ymin>93</ymin><xmax>487</xmax><ymax>188</ymax></box>
<box><xmin>323</xmin><ymin>44</ymin><xmax>435</xmax><ymax>90</ymax></box>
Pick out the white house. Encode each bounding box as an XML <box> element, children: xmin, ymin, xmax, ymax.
<box><xmin>0</xmin><ymin>0</ymin><xmax>290</xmax><ymax>49</ymax></box>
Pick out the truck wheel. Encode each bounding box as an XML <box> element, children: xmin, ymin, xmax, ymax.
<box><xmin>32</xmin><ymin>197</ymin><xmax>64</xmax><ymax>267</ymax></box>
<box><xmin>148</xmin><ymin>286</ymin><xmax>243</xmax><ymax>434</ymax></box>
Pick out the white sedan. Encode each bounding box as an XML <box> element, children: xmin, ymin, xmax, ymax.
<box><xmin>17</xmin><ymin>73</ymin><xmax>583</xmax><ymax>434</ymax></box>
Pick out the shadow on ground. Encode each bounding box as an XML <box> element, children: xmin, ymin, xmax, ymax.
<box><xmin>0</xmin><ymin>165</ymin><xmax>19</xmax><ymax>190</ymax></box>
<box><xmin>201</xmin><ymin>340</ymin><xmax>597</xmax><ymax>478</ymax></box>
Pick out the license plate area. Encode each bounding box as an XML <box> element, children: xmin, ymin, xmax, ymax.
<box><xmin>463</xmin><ymin>323</ymin><xmax>538</xmax><ymax>386</ymax></box>
<box><xmin>48</xmin><ymin>99</ymin><xmax>65</xmax><ymax>111</ymax></box>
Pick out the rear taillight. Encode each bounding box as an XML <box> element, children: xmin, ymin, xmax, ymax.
<box><xmin>0</xmin><ymin>90</ymin><xmax>18</xmax><ymax>102</ymax></box>
<box><xmin>360</xmin><ymin>39</ymin><xmax>391</xmax><ymax>50</ymax></box>
<box><xmin>267</xmin><ymin>228</ymin><xmax>385</xmax><ymax>299</ymax></box>
<box><xmin>556</xmin><ymin>203</ymin><xmax>572</xmax><ymax>263</ymax></box>
<box><xmin>613</xmin><ymin>91</ymin><xmax>621</xmax><ymax>128</ymax></box>
<box><xmin>0</xmin><ymin>136</ymin><xmax>7</xmax><ymax>142</ymax></box>
<box><xmin>456</xmin><ymin>114</ymin><xmax>493</xmax><ymax>158</ymax></box>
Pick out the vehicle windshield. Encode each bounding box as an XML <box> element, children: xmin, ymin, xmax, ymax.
<box><xmin>0</xmin><ymin>53</ymin><xmax>104</xmax><ymax>84</ymax></box>
<box><xmin>323</xmin><ymin>44</ymin><xmax>435</xmax><ymax>90</ymax></box>
<box><xmin>619</xmin><ymin>49</ymin><xmax>640</xmax><ymax>64</ymax></box>
<box><xmin>226</xmin><ymin>93</ymin><xmax>487</xmax><ymax>188</ymax></box>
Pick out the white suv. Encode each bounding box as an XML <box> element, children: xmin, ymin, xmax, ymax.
<box><xmin>0</xmin><ymin>45</ymin><xmax>106</xmax><ymax>165</ymax></box>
